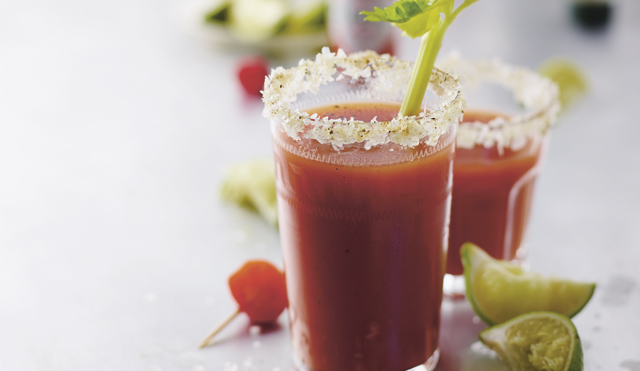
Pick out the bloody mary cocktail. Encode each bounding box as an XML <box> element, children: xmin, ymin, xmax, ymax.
<box><xmin>447</xmin><ymin>109</ymin><xmax>548</xmax><ymax>276</ymax></box>
<box><xmin>263</xmin><ymin>50</ymin><xmax>464</xmax><ymax>371</ymax></box>
<box><xmin>436</xmin><ymin>56</ymin><xmax>560</xmax><ymax>295</ymax></box>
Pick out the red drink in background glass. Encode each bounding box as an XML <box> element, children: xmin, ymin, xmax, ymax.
<box><xmin>264</xmin><ymin>51</ymin><xmax>464</xmax><ymax>370</ymax></box>
<box><xmin>446</xmin><ymin>109</ymin><xmax>548</xmax><ymax>276</ymax></box>
<box><xmin>436</xmin><ymin>56</ymin><xmax>560</xmax><ymax>296</ymax></box>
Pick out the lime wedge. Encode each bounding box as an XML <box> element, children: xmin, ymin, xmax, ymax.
<box><xmin>220</xmin><ymin>159</ymin><xmax>278</xmax><ymax>227</ymax></box>
<box><xmin>479</xmin><ymin>311</ymin><xmax>583</xmax><ymax>371</ymax></box>
<box><xmin>538</xmin><ymin>58</ymin><xmax>589</xmax><ymax>110</ymax></box>
<box><xmin>229</xmin><ymin>0</ymin><xmax>289</xmax><ymax>42</ymax></box>
<box><xmin>462</xmin><ymin>243</ymin><xmax>596</xmax><ymax>325</ymax></box>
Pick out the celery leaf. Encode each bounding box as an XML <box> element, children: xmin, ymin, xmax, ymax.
<box><xmin>362</xmin><ymin>0</ymin><xmax>480</xmax><ymax>116</ymax></box>
<box><xmin>361</xmin><ymin>0</ymin><xmax>454</xmax><ymax>38</ymax></box>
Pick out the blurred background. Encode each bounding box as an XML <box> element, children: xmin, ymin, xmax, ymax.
<box><xmin>1</xmin><ymin>0</ymin><xmax>639</xmax><ymax>370</ymax></box>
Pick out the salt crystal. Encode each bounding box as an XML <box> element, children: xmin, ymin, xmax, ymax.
<box><xmin>243</xmin><ymin>357</ymin><xmax>254</xmax><ymax>369</ymax></box>
<box><xmin>176</xmin><ymin>351</ymin><xmax>206</xmax><ymax>368</ymax></box>
<box><xmin>249</xmin><ymin>326</ymin><xmax>261</xmax><ymax>336</ymax></box>
<box><xmin>469</xmin><ymin>341</ymin><xmax>499</xmax><ymax>358</ymax></box>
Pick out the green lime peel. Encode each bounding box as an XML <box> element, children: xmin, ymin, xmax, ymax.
<box><xmin>362</xmin><ymin>0</ymin><xmax>480</xmax><ymax>116</ymax></box>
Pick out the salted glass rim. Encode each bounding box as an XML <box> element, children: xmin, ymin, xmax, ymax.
<box><xmin>437</xmin><ymin>54</ymin><xmax>560</xmax><ymax>150</ymax></box>
<box><xmin>262</xmin><ymin>48</ymin><xmax>465</xmax><ymax>149</ymax></box>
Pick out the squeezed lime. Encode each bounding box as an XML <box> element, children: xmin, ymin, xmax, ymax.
<box><xmin>480</xmin><ymin>311</ymin><xmax>584</xmax><ymax>371</ymax></box>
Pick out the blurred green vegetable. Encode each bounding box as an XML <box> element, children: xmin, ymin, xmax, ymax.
<box><xmin>204</xmin><ymin>0</ymin><xmax>327</xmax><ymax>42</ymax></box>
<box><xmin>539</xmin><ymin>58</ymin><xmax>589</xmax><ymax>111</ymax></box>
<box><xmin>204</xmin><ymin>0</ymin><xmax>231</xmax><ymax>23</ymax></box>
<box><xmin>221</xmin><ymin>159</ymin><xmax>278</xmax><ymax>227</ymax></box>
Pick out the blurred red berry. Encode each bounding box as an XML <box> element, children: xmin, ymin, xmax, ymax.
<box><xmin>237</xmin><ymin>56</ymin><xmax>269</xmax><ymax>97</ymax></box>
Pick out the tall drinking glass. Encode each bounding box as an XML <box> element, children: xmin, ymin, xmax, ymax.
<box><xmin>437</xmin><ymin>56</ymin><xmax>561</xmax><ymax>297</ymax></box>
<box><xmin>263</xmin><ymin>49</ymin><xmax>464</xmax><ymax>371</ymax></box>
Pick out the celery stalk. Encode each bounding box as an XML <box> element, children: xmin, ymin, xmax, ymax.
<box><xmin>400</xmin><ymin>24</ymin><xmax>443</xmax><ymax>116</ymax></box>
<box><xmin>362</xmin><ymin>0</ymin><xmax>479</xmax><ymax>116</ymax></box>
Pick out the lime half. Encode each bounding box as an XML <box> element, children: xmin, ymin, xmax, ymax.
<box><xmin>462</xmin><ymin>243</ymin><xmax>596</xmax><ymax>325</ymax></box>
<box><xmin>480</xmin><ymin>311</ymin><xmax>583</xmax><ymax>371</ymax></box>
<box><xmin>538</xmin><ymin>58</ymin><xmax>589</xmax><ymax>110</ymax></box>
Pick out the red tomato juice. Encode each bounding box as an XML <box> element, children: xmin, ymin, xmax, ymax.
<box><xmin>272</xmin><ymin>103</ymin><xmax>454</xmax><ymax>371</ymax></box>
<box><xmin>447</xmin><ymin>110</ymin><xmax>548</xmax><ymax>275</ymax></box>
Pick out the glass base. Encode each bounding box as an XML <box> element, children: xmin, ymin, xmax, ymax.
<box><xmin>293</xmin><ymin>348</ymin><xmax>440</xmax><ymax>371</ymax></box>
<box><xmin>409</xmin><ymin>349</ymin><xmax>440</xmax><ymax>371</ymax></box>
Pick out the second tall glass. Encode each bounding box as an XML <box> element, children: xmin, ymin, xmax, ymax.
<box><xmin>438</xmin><ymin>56</ymin><xmax>560</xmax><ymax>296</ymax></box>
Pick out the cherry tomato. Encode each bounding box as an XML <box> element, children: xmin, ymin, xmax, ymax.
<box><xmin>228</xmin><ymin>260</ymin><xmax>288</xmax><ymax>324</ymax></box>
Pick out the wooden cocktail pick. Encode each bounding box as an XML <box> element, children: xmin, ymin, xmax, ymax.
<box><xmin>199</xmin><ymin>260</ymin><xmax>288</xmax><ymax>348</ymax></box>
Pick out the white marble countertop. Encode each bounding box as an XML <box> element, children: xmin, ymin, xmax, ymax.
<box><xmin>1</xmin><ymin>0</ymin><xmax>639</xmax><ymax>370</ymax></box>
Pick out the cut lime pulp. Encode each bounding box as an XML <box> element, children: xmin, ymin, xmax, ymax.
<box><xmin>461</xmin><ymin>243</ymin><xmax>596</xmax><ymax>325</ymax></box>
<box><xmin>480</xmin><ymin>311</ymin><xmax>583</xmax><ymax>371</ymax></box>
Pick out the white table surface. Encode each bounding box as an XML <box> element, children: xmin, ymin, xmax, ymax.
<box><xmin>1</xmin><ymin>0</ymin><xmax>639</xmax><ymax>370</ymax></box>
